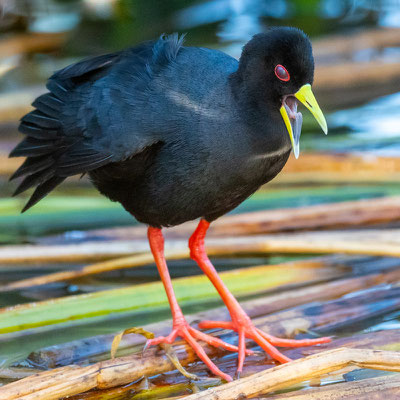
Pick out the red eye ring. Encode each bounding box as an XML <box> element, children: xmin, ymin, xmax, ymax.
<box><xmin>274</xmin><ymin>64</ymin><xmax>290</xmax><ymax>82</ymax></box>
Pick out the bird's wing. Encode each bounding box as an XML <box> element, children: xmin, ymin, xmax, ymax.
<box><xmin>9</xmin><ymin>34</ymin><xmax>185</xmax><ymax>212</ymax></box>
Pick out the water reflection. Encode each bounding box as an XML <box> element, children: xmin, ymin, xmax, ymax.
<box><xmin>334</xmin><ymin>92</ymin><xmax>400</xmax><ymax>139</ymax></box>
<box><xmin>175</xmin><ymin>0</ymin><xmax>287</xmax><ymax>39</ymax></box>
<box><xmin>330</xmin><ymin>92</ymin><xmax>400</xmax><ymax>155</ymax></box>
<box><xmin>2</xmin><ymin>0</ymin><xmax>399</xmax><ymax>52</ymax></box>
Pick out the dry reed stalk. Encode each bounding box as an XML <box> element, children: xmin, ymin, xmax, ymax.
<box><xmin>0</xmin><ymin>253</ymin><xmax>327</xmax><ymax>291</ymax></box>
<box><xmin>0</xmin><ymin>344</ymin><xmax>198</xmax><ymax>400</ymax></box>
<box><xmin>3</xmin><ymin>226</ymin><xmax>400</xmax><ymax>266</ymax></box>
<box><xmin>315</xmin><ymin>60</ymin><xmax>400</xmax><ymax>89</ymax></box>
<box><xmin>260</xmin><ymin>373</ymin><xmax>400</xmax><ymax>399</ymax></box>
<box><xmin>3</xmin><ymin>226</ymin><xmax>400</xmax><ymax>290</ymax></box>
<box><xmin>313</xmin><ymin>27</ymin><xmax>400</xmax><ymax>59</ymax></box>
<box><xmin>0</xmin><ymin>250</ymin><xmax>188</xmax><ymax>291</ymax></box>
<box><xmin>208</xmin><ymin>229</ymin><xmax>400</xmax><ymax>259</ymax></box>
<box><xmin>2</xmin><ymin>347</ymin><xmax>399</xmax><ymax>400</ymax></box>
<box><xmin>208</xmin><ymin>195</ymin><xmax>400</xmax><ymax>236</ymax></box>
<box><xmin>0</xmin><ymin>33</ymin><xmax>67</xmax><ymax>58</ymax></box>
<box><xmin>279</xmin><ymin>154</ymin><xmax>400</xmax><ymax>184</ymax></box>
<box><xmin>182</xmin><ymin>348</ymin><xmax>400</xmax><ymax>399</ymax></box>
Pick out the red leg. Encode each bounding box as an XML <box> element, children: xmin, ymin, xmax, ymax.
<box><xmin>145</xmin><ymin>227</ymin><xmax>253</xmax><ymax>382</ymax></box>
<box><xmin>189</xmin><ymin>219</ymin><xmax>331</xmax><ymax>373</ymax></box>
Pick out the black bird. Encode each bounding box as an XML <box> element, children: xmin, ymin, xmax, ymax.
<box><xmin>10</xmin><ymin>27</ymin><xmax>329</xmax><ymax>381</ymax></box>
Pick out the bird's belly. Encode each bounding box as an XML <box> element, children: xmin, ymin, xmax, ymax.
<box><xmin>90</xmin><ymin>147</ymin><xmax>291</xmax><ymax>228</ymax></box>
<box><xmin>121</xmin><ymin>181</ymin><xmax>257</xmax><ymax>228</ymax></box>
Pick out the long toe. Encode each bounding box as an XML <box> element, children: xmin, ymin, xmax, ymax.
<box><xmin>196</xmin><ymin>318</ymin><xmax>331</xmax><ymax>370</ymax></box>
<box><xmin>145</xmin><ymin>324</ymin><xmax>233</xmax><ymax>381</ymax></box>
<box><xmin>180</xmin><ymin>327</ymin><xmax>232</xmax><ymax>381</ymax></box>
<box><xmin>256</xmin><ymin>328</ymin><xmax>331</xmax><ymax>348</ymax></box>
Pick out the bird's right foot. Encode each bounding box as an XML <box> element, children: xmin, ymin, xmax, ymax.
<box><xmin>145</xmin><ymin>318</ymin><xmax>254</xmax><ymax>382</ymax></box>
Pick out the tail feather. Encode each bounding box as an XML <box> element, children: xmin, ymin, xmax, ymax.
<box><xmin>10</xmin><ymin>51</ymin><xmax>121</xmax><ymax>212</ymax></box>
<box><xmin>9</xmin><ymin>156</ymin><xmax>54</xmax><ymax>181</ymax></box>
<box><xmin>9</xmin><ymin>136</ymin><xmax>58</xmax><ymax>157</ymax></box>
<box><xmin>32</xmin><ymin>94</ymin><xmax>62</xmax><ymax>119</ymax></box>
<box><xmin>11</xmin><ymin>87</ymin><xmax>111</xmax><ymax>211</ymax></box>
<box><xmin>32</xmin><ymin>93</ymin><xmax>63</xmax><ymax>116</ymax></box>
<box><xmin>46</xmin><ymin>79</ymin><xmax>69</xmax><ymax>99</ymax></box>
<box><xmin>22</xmin><ymin>110</ymin><xmax>61</xmax><ymax>129</ymax></box>
<box><xmin>10</xmin><ymin>84</ymin><xmax>68</xmax><ymax>211</ymax></box>
<box><xmin>21</xmin><ymin>177</ymin><xmax>66</xmax><ymax>213</ymax></box>
<box><xmin>13</xmin><ymin>168</ymin><xmax>55</xmax><ymax>196</ymax></box>
<box><xmin>18</xmin><ymin>122</ymin><xmax>58</xmax><ymax>139</ymax></box>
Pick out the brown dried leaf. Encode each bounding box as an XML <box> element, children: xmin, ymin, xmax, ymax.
<box><xmin>161</xmin><ymin>343</ymin><xmax>200</xmax><ymax>381</ymax></box>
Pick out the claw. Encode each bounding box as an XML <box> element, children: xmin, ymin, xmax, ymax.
<box><xmin>142</xmin><ymin>340</ymin><xmax>150</xmax><ymax>355</ymax></box>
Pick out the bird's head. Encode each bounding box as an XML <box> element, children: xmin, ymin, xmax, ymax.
<box><xmin>236</xmin><ymin>27</ymin><xmax>327</xmax><ymax>158</ymax></box>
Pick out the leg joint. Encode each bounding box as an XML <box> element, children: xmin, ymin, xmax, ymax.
<box><xmin>189</xmin><ymin>219</ymin><xmax>210</xmax><ymax>260</ymax></box>
<box><xmin>189</xmin><ymin>240</ymin><xmax>204</xmax><ymax>261</ymax></box>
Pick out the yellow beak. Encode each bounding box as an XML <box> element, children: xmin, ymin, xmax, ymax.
<box><xmin>279</xmin><ymin>83</ymin><xmax>327</xmax><ymax>159</ymax></box>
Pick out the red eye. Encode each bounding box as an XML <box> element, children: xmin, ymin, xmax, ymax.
<box><xmin>274</xmin><ymin>64</ymin><xmax>290</xmax><ymax>82</ymax></box>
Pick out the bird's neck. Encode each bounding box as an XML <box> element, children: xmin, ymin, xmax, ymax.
<box><xmin>228</xmin><ymin>72</ymin><xmax>292</xmax><ymax>154</ymax></box>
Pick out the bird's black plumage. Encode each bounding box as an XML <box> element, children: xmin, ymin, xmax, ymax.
<box><xmin>10</xmin><ymin>28</ymin><xmax>315</xmax><ymax>226</ymax></box>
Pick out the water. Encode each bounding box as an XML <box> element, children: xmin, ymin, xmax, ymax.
<box><xmin>298</xmin><ymin>91</ymin><xmax>400</xmax><ymax>155</ymax></box>
<box><xmin>327</xmin><ymin>92</ymin><xmax>400</xmax><ymax>155</ymax></box>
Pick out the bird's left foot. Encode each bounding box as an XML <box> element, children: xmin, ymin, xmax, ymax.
<box><xmin>198</xmin><ymin>311</ymin><xmax>331</xmax><ymax>374</ymax></box>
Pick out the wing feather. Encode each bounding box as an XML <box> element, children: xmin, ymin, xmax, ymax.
<box><xmin>9</xmin><ymin>34</ymin><xmax>185</xmax><ymax>211</ymax></box>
